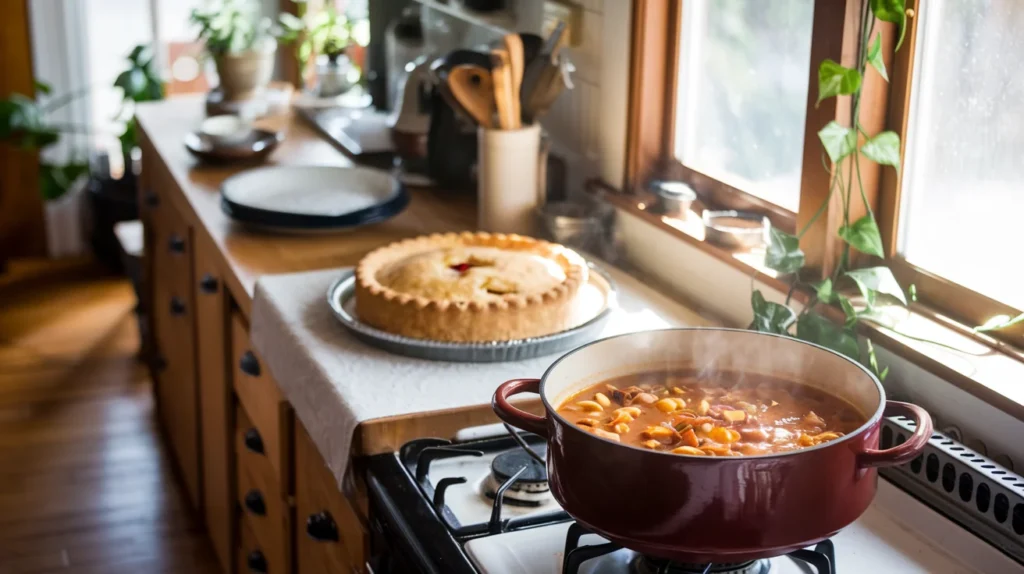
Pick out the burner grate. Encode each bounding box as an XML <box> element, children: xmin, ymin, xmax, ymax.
<box><xmin>880</xmin><ymin>415</ymin><xmax>1024</xmax><ymax>563</ymax></box>
<box><xmin>561</xmin><ymin>522</ymin><xmax>836</xmax><ymax>574</ymax></box>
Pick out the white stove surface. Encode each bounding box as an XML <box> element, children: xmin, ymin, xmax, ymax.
<box><xmin>426</xmin><ymin>443</ymin><xmax>562</xmax><ymax>527</ymax></box>
<box><xmin>463</xmin><ymin>479</ymin><xmax>1024</xmax><ymax>574</ymax></box>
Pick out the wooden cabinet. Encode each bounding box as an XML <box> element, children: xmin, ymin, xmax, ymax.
<box><xmin>239</xmin><ymin>519</ymin><xmax>273</xmax><ymax>574</ymax></box>
<box><xmin>295</xmin><ymin>423</ymin><xmax>367</xmax><ymax>574</ymax></box>
<box><xmin>195</xmin><ymin>231</ymin><xmax>234</xmax><ymax>572</ymax></box>
<box><xmin>146</xmin><ymin>172</ymin><xmax>201</xmax><ymax>511</ymax></box>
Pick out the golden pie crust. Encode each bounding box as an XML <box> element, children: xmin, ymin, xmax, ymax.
<box><xmin>355</xmin><ymin>232</ymin><xmax>588</xmax><ymax>342</ymax></box>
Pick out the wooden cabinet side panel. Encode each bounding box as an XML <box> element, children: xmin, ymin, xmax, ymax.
<box><xmin>194</xmin><ymin>231</ymin><xmax>234</xmax><ymax>573</ymax></box>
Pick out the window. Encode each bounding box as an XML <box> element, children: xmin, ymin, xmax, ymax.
<box><xmin>625</xmin><ymin>0</ymin><xmax>1024</xmax><ymax>349</ymax></box>
<box><xmin>899</xmin><ymin>0</ymin><xmax>1024</xmax><ymax>310</ymax></box>
<box><xmin>674</xmin><ymin>0</ymin><xmax>814</xmax><ymax>212</ymax></box>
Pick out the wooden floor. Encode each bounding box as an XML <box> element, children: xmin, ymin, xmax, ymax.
<box><xmin>0</xmin><ymin>268</ymin><xmax>220</xmax><ymax>573</ymax></box>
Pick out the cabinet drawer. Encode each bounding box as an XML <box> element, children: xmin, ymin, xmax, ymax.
<box><xmin>296</xmin><ymin>423</ymin><xmax>367</xmax><ymax>574</ymax></box>
<box><xmin>238</xmin><ymin>442</ymin><xmax>290</xmax><ymax>574</ymax></box>
<box><xmin>231</xmin><ymin>312</ymin><xmax>292</xmax><ymax>489</ymax></box>
<box><xmin>237</xmin><ymin>406</ymin><xmax>286</xmax><ymax>497</ymax></box>
<box><xmin>239</xmin><ymin>519</ymin><xmax>275</xmax><ymax>574</ymax></box>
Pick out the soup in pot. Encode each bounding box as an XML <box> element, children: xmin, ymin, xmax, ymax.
<box><xmin>557</xmin><ymin>371</ymin><xmax>866</xmax><ymax>456</ymax></box>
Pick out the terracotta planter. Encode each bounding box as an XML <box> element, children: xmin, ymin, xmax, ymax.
<box><xmin>213</xmin><ymin>41</ymin><xmax>277</xmax><ymax>100</ymax></box>
<box><xmin>493</xmin><ymin>328</ymin><xmax>932</xmax><ymax>563</ymax></box>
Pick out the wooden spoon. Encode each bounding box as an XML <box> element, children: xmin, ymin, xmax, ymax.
<box><xmin>490</xmin><ymin>49</ymin><xmax>518</xmax><ymax>130</ymax></box>
<box><xmin>447</xmin><ymin>65</ymin><xmax>495</xmax><ymax>128</ymax></box>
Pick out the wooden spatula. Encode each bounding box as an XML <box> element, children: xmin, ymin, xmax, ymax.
<box><xmin>491</xmin><ymin>49</ymin><xmax>518</xmax><ymax>130</ymax></box>
<box><xmin>447</xmin><ymin>65</ymin><xmax>495</xmax><ymax>128</ymax></box>
<box><xmin>503</xmin><ymin>34</ymin><xmax>524</xmax><ymax>125</ymax></box>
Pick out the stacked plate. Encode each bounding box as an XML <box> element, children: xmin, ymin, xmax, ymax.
<box><xmin>220</xmin><ymin>166</ymin><xmax>409</xmax><ymax>233</ymax></box>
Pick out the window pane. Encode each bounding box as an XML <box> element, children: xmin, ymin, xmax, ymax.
<box><xmin>900</xmin><ymin>0</ymin><xmax>1024</xmax><ymax>309</ymax></box>
<box><xmin>674</xmin><ymin>0</ymin><xmax>814</xmax><ymax>212</ymax></box>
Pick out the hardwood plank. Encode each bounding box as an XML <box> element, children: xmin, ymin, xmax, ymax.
<box><xmin>0</xmin><ymin>271</ymin><xmax>220</xmax><ymax>574</ymax></box>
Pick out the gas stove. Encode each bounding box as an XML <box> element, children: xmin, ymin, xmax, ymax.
<box><xmin>364</xmin><ymin>417</ymin><xmax>1024</xmax><ymax>574</ymax></box>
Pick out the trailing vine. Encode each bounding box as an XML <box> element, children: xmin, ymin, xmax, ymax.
<box><xmin>750</xmin><ymin>0</ymin><xmax>911</xmax><ymax>381</ymax></box>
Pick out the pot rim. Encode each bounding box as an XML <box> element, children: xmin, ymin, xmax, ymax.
<box><xmin>538</xmin><ymin>327</ymin><xmax>887</xmax><ymax>460</ymax></box>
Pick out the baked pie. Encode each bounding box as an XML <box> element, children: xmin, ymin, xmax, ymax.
<box><xmin>355</xmin><ymin>232</ymin><xmax>588</xmax><ymax>342</ymax></box>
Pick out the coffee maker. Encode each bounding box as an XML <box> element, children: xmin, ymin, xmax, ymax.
<box><xmin>425</xmin><ymin>49</ymin><xmax>492</xmax><ymax>190</ymax></box>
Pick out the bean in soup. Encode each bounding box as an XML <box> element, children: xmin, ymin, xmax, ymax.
<box><xmin>557</xmin><ymin>372</ymin><xmax>866</xmax><ymax>456</ymax></box>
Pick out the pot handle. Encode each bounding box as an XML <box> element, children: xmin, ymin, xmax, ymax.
<box><xmin>857</xmin><ymin>401</ymin><xmax>933</xmax><ymax>468</ymax></box>
<box><xmin>492</xmin><ymin>378</ymin><xmax>548</xmax><ymax>438</ymax></box>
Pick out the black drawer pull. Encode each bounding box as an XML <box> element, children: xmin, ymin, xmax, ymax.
<box><xmin>168</xmin><ymin>234</ymin><xmax>186</xmax><ymax>253</ymax></box>
<box><xmin>199</xmin><ymin>274</ymin><xmax>218</xmax><ymax>294</ymax></box>
<box><xmin>169</xmin><ymin>297</ymin><xmax>186</xmax><ymax>316</ymax></box>
<box><xmin>243</xmin><ymin>428</ymin><xmax>264</xmax><ymax>454</ymax></box>
<box><xmin>246</xmin><ymin>550</ymin><xmax>268</xmax><ymax>573</ymax></box>
<box><xmin>244</xmin><ymin>490</ymin><xmax>266</xmax><ymax>516</ymax></box>
<box><xmin>306</xmin><ymin>511</ymin><xmax>339</xmax><ymax>542</ymax></box>
<box><xmin>144</xmin><ymin>190</ymin><xmax>159</xmax><ymax>207</ymax></box>
<box><xmin>239</xmin><ymin>351</ymin><xmax>261</xmax><ymax>377</ymax></box>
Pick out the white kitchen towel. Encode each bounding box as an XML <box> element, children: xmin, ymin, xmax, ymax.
<box><xmin>250</xmin><ymin>264</ymin><xmax>712</xmax><ymax>486</ymax></box>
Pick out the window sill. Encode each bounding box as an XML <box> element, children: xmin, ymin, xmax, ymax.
<box><xmin>598</xmin><ymin>184</ymin><xmax>1024</xmax><ymax>422</ymax></box>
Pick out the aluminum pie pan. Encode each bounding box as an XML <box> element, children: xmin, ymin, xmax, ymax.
<box><xmin>326</xmin><ymin>263</ymin><xmax>617</xmax><ymax>362</ymax></box>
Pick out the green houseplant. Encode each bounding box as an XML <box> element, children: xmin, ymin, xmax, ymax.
<box><xmin>191</xmin><ymin>0</ymin><xmax>278</xmax><ymax>100</ymax></box>
<box><xmin>114</xmin><ymin>44</ymin><xmax>164</xmax><ymax>160</ymax></box>
<box><xmin>750</xmin><ymin>0</ymin><xmax>913</xmax><ymax>380</ymax></box>
<box><xmin>278</xmin><ymin>2</ymin><xmax>357</xmax><ymax>93</ymax></box>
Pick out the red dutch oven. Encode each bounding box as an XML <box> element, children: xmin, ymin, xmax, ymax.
<box><xmin>492</xmin><ymin>328</ymin><xmax>932</xmax><ymax>564</ymax></box>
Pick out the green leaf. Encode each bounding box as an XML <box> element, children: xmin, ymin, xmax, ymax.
<box><xmin>817</xmin><ymin>59</ymin><xmax>862</xmax><ymax>106</ymax></box>
<box><xmin>797</xmin><ymin>312</ymin><xmax>861</xmax><ymax>361</ymax></box>
<box><xmin>33</xmin><ymin>80</ymin><xmax>52</xmax><ymax>95</ymax></box>
<box><xmin>838</xmin><ymin>295</ymin><xmax>858</xmax><ymax>327</ymax></box>
<box><xmin>815</xmin><ymin>279</ymin><xmax>834</xmax><ymax>304</ymax></box>
<box><xmin>278</xmin><ymin>12</ymin><xmax>305</xmax><ymax>32</ymax></box>
<box><xmin>818</xmin><ymin>121</ymin><xmax>857</xmax><ymax>163</ymax></box>
<box><xmin>845</xmin><ymin>266</ymin><xmax>907</xmax><ymax>306</ymax></box>
<box><xmin>838</xmin><ymin>215</ymin><xmax>884</xmax><ymax>258</ymax></box>
<box><xmin>870</xmin><ymin>0</ymin><xmax>907</xmax><ymax>51</ymax></box>
<box><xmin>908</xmin><ymin>283</ymin><xmax>917</xmax><ymax>302</ymax></box>
<box><xmin>867</xmin><ymin>33</ymin><xmax>888</xmax><ymax>82</ymax></box>
<box><xmin>975</xmin><ymin>313</ymin><xmax>1024</xmax><ymax>332</ymax></box>
<box><xmin>749</xmin><ymin>290</ymin><xmax>797</xmax><ymax>335</ymax></box>
<box><xmin>860</xmin><ymin>131</ymin><xmax>901</xmax><ymax>173</ymax></box>
<box><xmin>764</xmin><ymin>228</ymin><xmax>805</xmax><ymax>275</ymax></box>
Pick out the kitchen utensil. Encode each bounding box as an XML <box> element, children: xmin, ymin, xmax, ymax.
<box><xmin>523</xmin><ymin>59</ymin><xmax>567</xmax><ymax>123</ymax></box>
<box><xmin>503</xmin><ymin>34</ymin><xmax>524</xmax><ymax>125</ymax></box>
<box><xmin>649</xmin><ymin>180</ymin><xmax>697</xmax><ymax>215</ymax></box>
<box><xmin>184</xmin><ymin>129</ymin><xmax>282</xmax><ymax>164</ymax></box>
<box><xmin>519</xmin><ymin>33</ymin><xmax>545</xmax><ymax>66</ymax></box>
<box><xmin>521</xmin><ymin>22</ymin><xmax>567</xmax><ymax>114</ymax></box>
<box><xmin>326</xmin><ymin>263</ymin><xmax>617</xmax><ymax>363</ymax></box>
<box><xmin>493</xmin><ymin>328</ymin><xmax>933</xmax><ymax>563</ymax></box>
<box><xmin>536</xmin><ymin>199</ymin><xmax>611</xmax><ymax>255</ymax></box>
<box><xmin>478</xmin><ymin>123</ymin><xmax>542</xmax><ymax>233</ymax></box>
<box><xmin>447</xmin><ymin>65</ymin><xmax>494</xmax><ymax>128</ymax></box>
<box><xmin>220</xmin><ymin>166</ymin><xmax>409</xmax><ymax>233</ymax></box>
<box><xmin>490</xmin><ymin>49</ymin><xmax>518</xmax><ymax>129</ymax></box>
<box><xmin>703</xmin><ymin>210</ymin><xmax>770</xmax><ymax>249</ymax></box>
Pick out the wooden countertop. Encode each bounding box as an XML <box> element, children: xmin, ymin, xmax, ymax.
<box><xmin>136</xmin><ymin>97</ymin><xmax>477</xmax><ymax>318</ymax></box>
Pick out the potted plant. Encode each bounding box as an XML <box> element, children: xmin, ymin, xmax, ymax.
<box><xmin>278</xmin><ymin>3</ymin><xmax>359</xmax><ymax>96</ymax></box>
<box><xmin>191</xmin><ymin>0</ymin><xmax>278</xmax><ymax>100</ymax></box>
<box><xmin>0</xmin><ymin>82</ymin><xmax>91</xmax><ymax>258</ymax></box>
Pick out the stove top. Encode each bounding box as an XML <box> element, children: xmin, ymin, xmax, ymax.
<box><xmin>364</xmin><ymin>420</ymin><xmax>1024</xmax><ymax>574</ymax></box>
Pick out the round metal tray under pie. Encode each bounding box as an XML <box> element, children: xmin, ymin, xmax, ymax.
<box><xmin>326</xmin><ymin>264</ymin><xmax>617</xmax><ymax>362</ymax></box>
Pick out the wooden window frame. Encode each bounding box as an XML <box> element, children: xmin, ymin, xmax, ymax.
<box><xmin>624</xmin><ymin>0</ymin><xmax>1024</xmax><ymax>349</ymax></box>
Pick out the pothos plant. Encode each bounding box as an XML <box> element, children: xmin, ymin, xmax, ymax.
<box><xmin>750</xmin><ymin>0</ymin><xmax>913</xmax><ymax>381</ymax></box>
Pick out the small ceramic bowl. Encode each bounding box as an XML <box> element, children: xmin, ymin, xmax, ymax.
<box><xmin>703</xmin><ymin>210</ymin><xmax>770</xmax><ymax>249</ymax></box>
<box><xmin>199</xmin><ymin>115</ymin><xmax>253</xmax><ymax>147</ymax></box>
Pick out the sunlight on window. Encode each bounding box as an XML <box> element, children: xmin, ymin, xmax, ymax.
<box><xmin>674</xmin><ymin>0</ymin><xmax>814</xmax><ymax>212</ymax></box>
<box><xmin>900</xmin><ymin>0</ymin><xmax>1024</xmax><ymax>309</ymax></box>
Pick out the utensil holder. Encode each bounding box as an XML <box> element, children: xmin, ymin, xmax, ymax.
<box><xmin>477</xmin><ymin>123</ymin><xmax>542</xmax><ymax>234</ymax></box>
